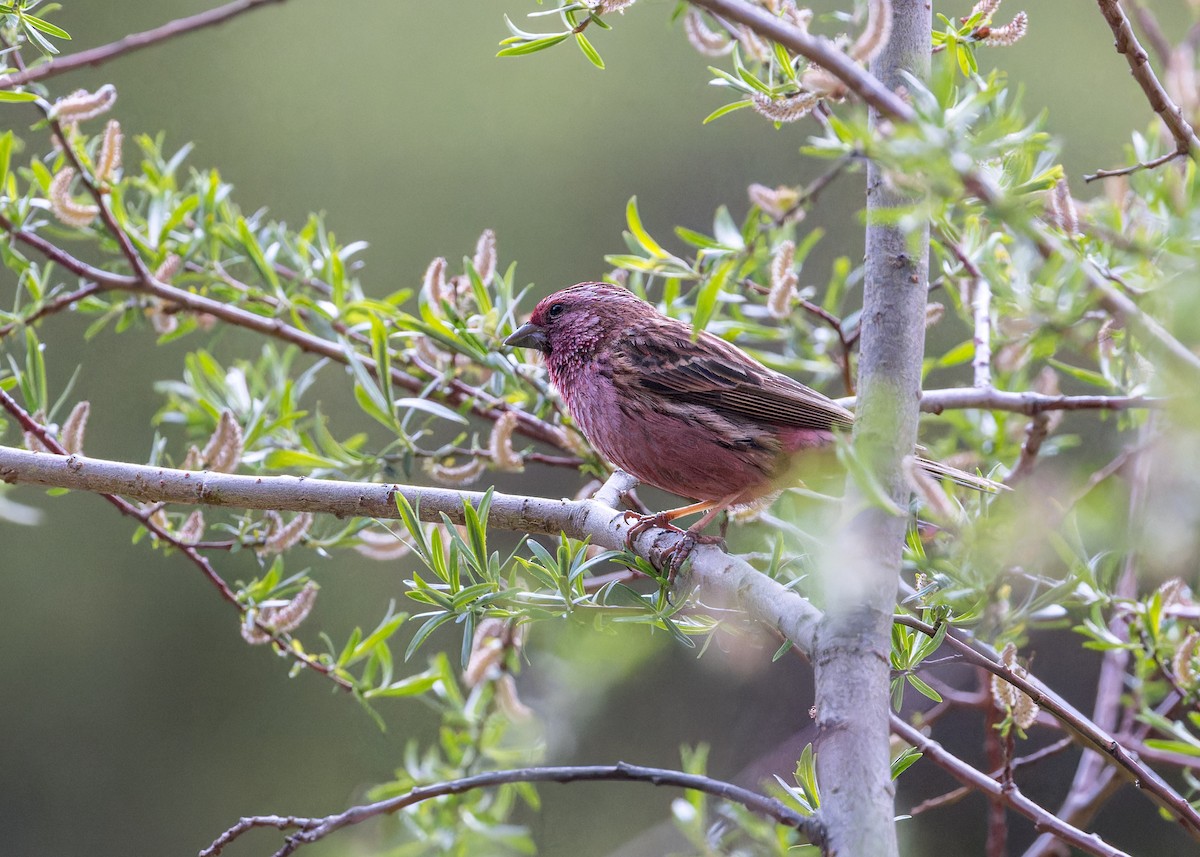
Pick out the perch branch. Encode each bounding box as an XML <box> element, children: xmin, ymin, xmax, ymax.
<box><xmin>0</xmin><ymin>446</ymin><xmax>824</xmax><ymax>657</ymax></box>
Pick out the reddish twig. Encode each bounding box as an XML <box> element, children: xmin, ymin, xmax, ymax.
<box><xmin>892</xmin><ymin>717</ymin><xmax>1131</xmax><ymax>857</ymax></box>
<box><xmin>909</xmin><ymin>736</ymin><xmax>1075</xmax><ymax>816</ymax></box>
<box><xmin>1085</xmin><ymin>147</ymin><xmax>1188</xmax><ymax>183</ymax></box>
<box><xmin>1124</xmin><ymin>0</ymin><xmax>1171</xmax><ymax>63</ymax></box>
<box><xmin>1086</xmin><ymin>0</ymin><xmax>1199</xmax><ymax>180</ymax></box>
<box><xmin>686</xmin><ymin>0</ymin><xmax>913</xmax><ymax>121</ymax></box>
<box><xmin>199</xmin><ymin>762</ymin><xmax>819</xmax><ymax>857</ymax></box>
<box><xmin>0</xmin><ymin>0</ymin><xmax>291</xmax><ymax>90</ymax></box>
<box><xmin>1005</xmin><ymin>412</ymin><xmax>1051</xmax><ymax>486</ymax></box>
<box><xmin>896</xmin><ymin>614</ymin><xmax>1200</xmax><ymax>839</ymax></box>
<box><xmin>0</xmin><ymin>282</ymin><xmax>102</xmax><ymax>339</ymax></box>
<box><xmin>0</xmin><ymin>390</ymin><xmax>352</xmax><ymax>689</ymax></box>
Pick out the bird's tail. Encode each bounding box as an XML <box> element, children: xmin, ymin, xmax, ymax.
<box><xmin>916</xmin><ymin>456</ymin><xmax>1009</xmax><ymax>493</ymax></box>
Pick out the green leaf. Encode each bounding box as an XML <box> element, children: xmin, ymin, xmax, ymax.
<box><xmin>394</xmin><ymin>397</ymin><xmax>469</xmax><ymax>425</ymax></box>
<box><xmin>674</xmin><ymin>226</ymin><xmax>724</xmax><ymax>250</ymax></box>
<box><xmin>366</xmin><ymin>669</ymin><xmax>440</xmax><ymax>699</ymax></box>
<box><xmin>691</xmin><ymin>257</ymin><xmax>734</xmax><ymax>334</ymax></box>
<box><xmin>906</xmin><ymin>673</ymin><xmax>943</xmax><ymax>703</ymax></box>
<box><xmin>405</xmin><ymin>612</ymin><xmax>456</xmax><ymax>660</ymax></box>
<box><xmin>21</xmin><ymin>20</ymin><xmax>59</xmax><ymax>54</ymax></box>
<box><xmin>21</xmin><ymin>13</ymin><xmax>71</xmax><ymax>39</ymax></box>
<box><xmin>0</xmin><ymin>91</ymin><xmax>38</xmax><ymax>103</ymax></box>
<box><xmin>262</xmin><ymin>448</ymin><xmax>343</xmax><ymax>470</ymax></box>
<box><xmin>0</xmin><ymin>131</ymin><xmax>11</xmax><ymax>187</ymax></box>
<box><xmin>702</xmin><ymin>100</ymin><xmax>752</xmax><ymax>125</ymax></box>
<box><xmin>890</xmin><ymin>747</ymin><xmax>922</xmax><ymax>779</ymax></box>
<box><xmin>353</xmin><ymin>381</ymin><xmax>395</xmax><ymax>431</ymax></box>
<box><xmin>575</xmin><ymin>32</ymin><xmax>604</xmax><ymax>69</ymax></box>
<box><xmin>353</xmin><ymin>608</ymin><xmax>409</xmax><ymax>659</ymax></box>
<box><xmin>497</xmin><ymin>34</ymin><xmax>570</xmax><ymax>57</ymax></box>
<box><xmin>1047</xmin><ymin>358</ymin><xmax>1113</xmax><ymax>389</ymax></box>
<box><xmin>235</xmin><ymin>217</ymin><xmax>281</xmax><ymax>291</ymax></box>
<box><xmin>625</xmin><ymin>196</ymin><xmax>670</xmax><ymax>259</ymax></box>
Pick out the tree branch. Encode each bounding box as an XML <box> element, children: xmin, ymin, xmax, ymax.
<box><xmin>1091</xmin><ymin>0</ymin><xmax>1199</xmax><ymax>172</ymax></box>
<box><xmin>685</xmin><ymin>0</ymin><xmax>914</xmax><ymax>122</ymax></box>
<box><xmin>0</xmin><ymin>0</ymin><xmax>292</xmax><ymax>91</ymax></box>
<box><xmin>0</xmin><ymin>445</ymin><xmax>824</xmax><ymax>656</ymax></box>
<box><xmin>0</xmin><ymin>392</ymin><xmax>351</xmax><ymax>687</ymax></box>
<box><xmin>0</xmin><ymin>213</ymin><xmax>573</xmax><ymax>453</ymax></box>
<box><xmin>808</xmin><ymin>1</ymin><xmax>929</xmax><ymax>853</ymax></box>
<box><xmin>912</xmin><ymin>387</ymin><xmax>1162</xmax><ymax>415</ymax></box>
<box><xmin>895</xmin><ymin>614</ymin><xmax>1200</xmax><ymax>839</ymax></box>
<box><xmin>199</xmin><ymin>762</ymin><xmax>821</xmax><ymax>857</ymax></box>
<box><xmin>891</xmin><ymin>717</ymin><xmax>1131</xmax><ymax>857</ymax></box>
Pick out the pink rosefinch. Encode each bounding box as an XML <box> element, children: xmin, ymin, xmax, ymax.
<box><xmin>505</xmin><ymin>282</ymin><xmax>998</xmax><ymax>564</ymax></box>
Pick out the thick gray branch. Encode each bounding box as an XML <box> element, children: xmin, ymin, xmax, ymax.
<box><xmin>0</xmin><ymin>446</ymin><xmax>822</xmax><ymax>654</ymax></box>
<box><xmin>809</xmin><ymin>1</ymin><xmax>930</xmax><ymax>854</ymax></box>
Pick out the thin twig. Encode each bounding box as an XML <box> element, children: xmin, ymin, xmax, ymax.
<box><xmin>199</xmin><ymin>762</ymin><xmax>820</xmax><ymax>857</ymax></box>
<box><xmin>1084</xmin><ymin>147</ymin><xmax>1188</xmax><ymax>183</ymax></box>
<box><xmin>896</xmin><ymin>614</ymin><xmax>1200</xmax><ymax>839</ymax></box>
<box><xmin>0</xmin><ymin>282</ymin><xmax>102</xmax><ymax>339</ymax></box>
<box><xmin>1124</xmin><ymin>0</ymin><xmax>1172</xmax><ymax>63</ymax></box>
<box><xmin>1005</xmin><ymin>413</ymin><xmax>1051</xmax><ymax>486</ymax></box>
<box><xmin>0</xmin><ymin>213</ymin><xmax>573</xmax><ymax>452</ymax></box>
<box><xmin>775</xmin><ymin>155</ymin><xmax>857</xmax><ymax>224</ymax></box>
<box><xmin>892</xmin><ymin>717</ymin><xmax>1131</xmax><ymax>857</ymax></box>
<box><xmin>0</xmin><ymin>0</ymin><xmax>291</xmax><ymax>90</ymax></box>
<box><xmin>0</xmin><ymin>392</ymin><xmax>352</xmax><ymax>688</ymax></box>
<box><xmin>1092</xmin><ymin>0</ymin><xmax>1200</xmax><ymax>163</ymax></box>
<box><xmin>936</xmin><ymin>233</ymin><xmax>992</xmax><ymax>388</ymax></box>
<box><xmin>685</xmin><ymin>0</ymin><xmax>913</xmax><ymax>121</ymax></box>
<box><xmin>909</xmin><ymin>736</ymin><xmax>1076</xmax><ymax>816</ymax></box>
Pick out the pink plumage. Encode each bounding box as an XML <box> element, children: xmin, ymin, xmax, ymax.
<box><xmin>504</xmin><ymin>282</ymin><xmax>855</xmax><ymax>511</ymax></box>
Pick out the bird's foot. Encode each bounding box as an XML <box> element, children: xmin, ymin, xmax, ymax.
<box><xmin>662</xmin><ymin>531</ymin><xmax>726</xmax><ymax>580</ymax></box>
<box><xmin>622</xmin><ymin>510</ymin><xmax>685</xmax><ymax>551</ymax></box>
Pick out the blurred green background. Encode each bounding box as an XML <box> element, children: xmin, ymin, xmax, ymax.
<box><xmin>0</xmin><ymin>2</ymin><xmax>1184</xmax><ymax>856</ymax></box>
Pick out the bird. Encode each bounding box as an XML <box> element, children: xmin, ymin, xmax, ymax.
<box><xmin>504</xmin><ymin>281</ymin><xmax>1000</xmax><ymax>569</ymax></box>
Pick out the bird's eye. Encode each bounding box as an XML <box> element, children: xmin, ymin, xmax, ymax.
<box><xmin>547</xmin><ymin>303</ymin><xmax>565</xmax><ymax>319</ymax></box>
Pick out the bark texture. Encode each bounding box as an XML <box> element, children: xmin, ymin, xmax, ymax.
<box><xmin>813</xmin><ymin>1</ymin><xmax>931</xmax><ymax>854</ymax></box>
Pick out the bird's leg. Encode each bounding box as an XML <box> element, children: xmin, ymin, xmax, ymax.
<box><xmin>623</xmin><ymin>499</ymin><xmax>717</xmax><ymax>551</ymax></box>
<box><xmin>664</xmin><ymin>497</ymin><xmax>742</xmax><ymax>577</ymax></box>
<box><xmin>623</xmin><ymin>494</ymin><xmax>744</xmax><ymax>578</ymax></box>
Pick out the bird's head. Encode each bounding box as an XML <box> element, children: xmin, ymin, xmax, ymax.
<box><xmin>503</xmin><ymin>282</ymin><xmax>645</xmax><ymax>358</ymax></box>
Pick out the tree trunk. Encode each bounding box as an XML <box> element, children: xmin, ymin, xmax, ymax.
<box><xmin>813</xmin><ymin>1</ymin><xmax>931</xmax><ymax>854</ymax></box>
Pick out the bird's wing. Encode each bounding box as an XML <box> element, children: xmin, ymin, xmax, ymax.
<box><xmin>618</xmin><ymin>326</ymin><xmax>855</xmax><ymax>432</ymax></box>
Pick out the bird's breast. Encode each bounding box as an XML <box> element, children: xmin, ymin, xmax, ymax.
<box><xmin>550</xmin><ymin>358</ymin><xmax>791</xmax><ymax>504</ymax></box>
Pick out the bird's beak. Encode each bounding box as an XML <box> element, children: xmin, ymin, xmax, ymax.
<box><xmin>504</xmin><ymin>322</ymin><xmax>548</xmax><ymax>352</ymax></box>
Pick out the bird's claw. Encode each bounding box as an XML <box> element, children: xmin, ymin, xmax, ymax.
<box><xmin>622</xmin><ymin>510</ymin><xmax>685</xmax><ymax>551</ymax></box>
<box><xmin>661</xmin><ymin>531</ymin><xmax>725</xmax><ymax>580</ymax></box>
<box><xmin>621</xmin><ymin>512</ymin><xmax>725</xmax><ymax>581</ymax></box>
